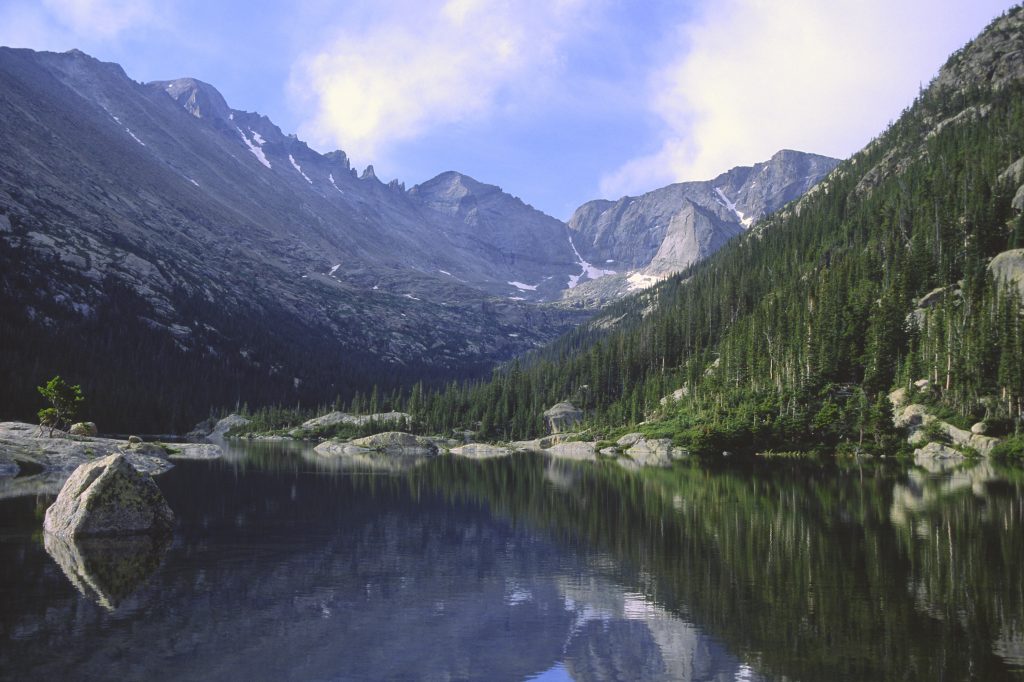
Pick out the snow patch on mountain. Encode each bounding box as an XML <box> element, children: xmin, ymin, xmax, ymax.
<box><xmin>508</xmin><ymin>281</ymin><xmax>538</xmax><ymax>291</ymax></box>
<box><xmin>714</xmin><ymin>187</ymin><xmax>753</xmax><ymax>228</ymax></box>
<box><xmin>126</xmin><ymin>128</ymin><xmax>145</xmax><ymax>146</ymax></box>
<box><xmin>289</xmin><ymin>155</ymin><xmax>313</xmax><ymax>184</ymax></box>
<box><xmin>236</xmin><ymin>127</ymin><xmax>271</xmax><ymax>169</ymax></box>
<box><xmin>328</xmin><ymin>173</ymin><xmax>344</xmax><ymax>194</ymax></box>
<box><xmin>567</xmin><ymin>233</ymin><xmax>616</xmax><ymax>289</ymax></box>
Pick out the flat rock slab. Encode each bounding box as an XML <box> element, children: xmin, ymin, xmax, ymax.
<box><xmin>545</xmin><ymin>442</ymin><xmax>598</xmax><ymax>461</ymax></box>
<box><xmin>914</xmin><ymin>441</ymin><xmax>966</xmax><ymax>473</ymax></box>
<box><xmin>168</xmin><ymin>443</ymin><xmax>222</xmax><ymax>460</ymax></box>
<box><xmin>0</xmin><ymin>422</ymin><xmax>175</xmax><ymax>500</ymax></box>
<box><xmin>351</xmin><ymin>431</ymin><xmax>438</xmax><ymax>454</ymax></box>
<box><xmin>449</xmin><ymin>444</ymin><xmax>512</xmax><ymax>459</ymax></box>
<box><xmin>311</xmin><ymin>441</ymin><xmax>429</xmax><ymax>472</ymax></box>
<box><xmin>624</xmin><ymin>438</ymin><xmax>688</xmax><ymax>467</ymax></box>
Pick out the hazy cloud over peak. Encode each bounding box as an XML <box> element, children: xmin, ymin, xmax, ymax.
<box><xmin>600</xmin><ymin>0</ymin><xmax>1012</xmax><ymax>199</ymax></box>
<box><xmin>290</xmin><ymin>0</ymin><xmax>588</xmax><ymax>169</ymax></box>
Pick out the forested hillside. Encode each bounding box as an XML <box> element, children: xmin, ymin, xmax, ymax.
<box><xmin>409</xmin><ymin>7</ymin><xmax>1024</xmax><ymax>454</ymax></box>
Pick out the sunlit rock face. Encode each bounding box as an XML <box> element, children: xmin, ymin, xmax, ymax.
<box><xmin>564</xmin><ymin>149</ymin><xmax>840</xmax><ymax>300</ymax></box>
<box><xmin>43</xmin><ymin>453</ymin><xmax>175</xmax><ymax>538</ymax></box>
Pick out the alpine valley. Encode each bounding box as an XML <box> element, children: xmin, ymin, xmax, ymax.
<box><xmin>0</xmin><ymin>46</ymin><xmax>835</xmax><ymax>431</ymax></box>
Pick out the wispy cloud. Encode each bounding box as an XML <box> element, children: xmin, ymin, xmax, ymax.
<box><xmin>290</xmin><ymin>0</ymin><xmax>588</xmax><ymax>168</ymax></box>
<box><xmin>600</xmin><ymin>0</ymin><xmax>1013</xmax><ymax>199</ymax></box>
<box><xmin>41</xmin><ymin>0</ymin><xmax>158</xmax><ymax>38</ymax></box>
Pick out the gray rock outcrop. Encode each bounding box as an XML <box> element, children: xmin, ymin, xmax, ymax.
<box><xmin>989</xmin><ymin>249</ymin><xmax>1024</xmax><ymax>297</ymax></box>
<box><xmin>913</xmin><ymin>442</ymin><xmax>966</xmax><ymax>473</ymax></box>
<box><xmin>69</xmin><ymin>422</ymin><xmax>98</xmax><ymax>437</ymax></box>
<box><xmin>207</xmin><ymin>414</ymin><xmax>251</xmax><ymax>440</ymax></box>
<box><xmin>543</xmin><ymin>402</ymin><xmax>584</xmax><ymax>434</ymax></box>
<box><xmin>43</xmin><ymin>453</ymin><xmax>175</xmax><ymax>538</ymax></box>
<box><xmin>566</xmin><ymin>149</ymin><xmax>839</xmax><ymax>291</ymax></box>
<box><xmin>311</xmin><ymin>440</ymin><xmax>430</xmax><ymax>472</ymax></box>
<box><xmin>0</xmin><ymin>422</ymin><xmax>176</xmax><ymax>499</ymax></box>
<box><xmin>545</xmin><ymin>442</ymin><xmax>598</xmax><ymax>461</ymax></box>
<box><xmin>351</xmin><ymin>431</ymin><xmax>437</xmax><ymax>454</ymax></box>
<box><xmin>623</xmin><ymin>438</ymin><xmax>689</xmax><ymax>467</ymax></box>
<box><xmin>290</xmin><ymin>411</ymin><xmax>410</xmax><ymax>437</ymax></box>
<box><xmin>449</xmin><ymin>443</ymin><xmax>512</xmax><ymax>459</ymax></box>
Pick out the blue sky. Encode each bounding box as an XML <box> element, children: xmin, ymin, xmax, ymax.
<box><xmin>0</xmin><ymin>0</ymin><xmax>1015</xmax><ymax>218</ymax></box>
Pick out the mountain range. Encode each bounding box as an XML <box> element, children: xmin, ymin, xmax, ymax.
<box><xmin>0</xmin><ymin>46</ymin><xmax>835</xmax><ymax>429</ymax></box>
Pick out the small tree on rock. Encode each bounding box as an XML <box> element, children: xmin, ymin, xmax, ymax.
<box><xmin>37</xmin><ymin>375</ymin><xmax>84</xmax><ymax>436</ymax></box>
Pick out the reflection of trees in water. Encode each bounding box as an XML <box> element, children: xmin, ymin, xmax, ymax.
<box><xmin>410</xmin><ymin>454</ymin><xmax>1024</xmax><ymax>680</ymax></box>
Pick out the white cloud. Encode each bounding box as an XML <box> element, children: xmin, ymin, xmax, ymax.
<box><xmin>600</xmin><ymin>0</ymin><xmax>1014</xmax><ymax>198</ymax></box>
<box><xmin>290</xmin><ymin>0</ymin><xmax>587</xmax><ymax>168</ymax></box>
<box><xmin>40</xmin><ymin>0</ymin><xmax>158</xmax><ymax>38</ymax></box>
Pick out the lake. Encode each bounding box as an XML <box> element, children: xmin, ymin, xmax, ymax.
<box><xmin>0</xmin><ymin>441</ymin><xmax>1022</xmax><ymax>681</ymax></box>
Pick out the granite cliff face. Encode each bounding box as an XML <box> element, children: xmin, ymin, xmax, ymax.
<box><xmin>0</xmin><ymin>46</ymin><xmax>834</xmax><ymax>427</ymax></box>
<box><xmin>564</xmin><ymin>150</ymin><xmax>839</xmax><ymax>302</ymax></box>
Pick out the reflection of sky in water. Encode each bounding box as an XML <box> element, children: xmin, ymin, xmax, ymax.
<box><xmin>0</xmin><ymin>443</ymin><xmax>758</xmax><ymax>681</ymax></box>
<box><xmin>1</xmin><ymin>442</ymin><xmax>1021</xmax><ymax>680</ymax></box>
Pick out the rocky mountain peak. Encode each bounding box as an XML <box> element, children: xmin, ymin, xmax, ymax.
<box><xmin>935</xmin><ymin>6</ymin><xmax>1024</xmax><ymax>92</ymax></box>
<box><xmin>409</xmin><ymin>171</ymin><xmax>497</xmax><ymax>204</ymax></box>
<box><xmin>153</xmin><ymin>78</ymin><xmax>232</xmax><ymax>124</ymax></box>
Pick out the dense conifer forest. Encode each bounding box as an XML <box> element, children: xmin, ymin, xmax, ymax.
<box><xmin>403</xmin><ymin>16</ymin><xmax>1024</xmax><ymax>454</ymax></box>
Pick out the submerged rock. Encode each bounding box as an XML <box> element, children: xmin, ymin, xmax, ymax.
<box><xmin>43</xmin><ymin>453</ymin><xmax>175</xmax><ymax>538</ymax></box>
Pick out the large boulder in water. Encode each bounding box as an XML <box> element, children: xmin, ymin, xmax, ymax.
<box><xmin>43</xmin><ymin>453</ymin><xmax>175</xmax><ymax>538</ymax></box>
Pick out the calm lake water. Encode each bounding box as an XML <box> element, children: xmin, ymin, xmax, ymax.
<box><xmin>0</xmin><ymin>441</ymin><xmax>1022</xmax><ymax>681</ymax></box>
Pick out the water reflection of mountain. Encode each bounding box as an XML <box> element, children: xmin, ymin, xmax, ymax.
<box><xmin>2</xmin><ymin>446</ymin><xmax>1021</xmax><ymax>680</ymax></box>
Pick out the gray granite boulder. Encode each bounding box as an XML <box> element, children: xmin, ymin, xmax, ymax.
<box><xmin>543</xmin><ymin>402</ymin><xmax>584</xmax><ymax>434</ymax></box>
<box><xmin>545</xmin><ymin>442</ymin><xmax>597</xmax><ymax>461</ymax></box>
<box><xmin>69</xmin><ymin>422</ymin><xmax>98</xmax><ymax>437</ymax></box>
<box><xmin>43</xmin><ymin>453</ymin><xmax>174</xmax><ymax>538</ymax></box>
<box><xmin>351</xmin><ymin>431</ymin><xmax>437</xmax><ymax>454</ymax></box>
<box><xmin>913</xmin><ymin>442</ymin><xmax>966</xmax><ymax>473</ymax></box>
<box><xmin>989</xmin><ymin>249</ymin><xmax>1024</xmax><ymax>297</ymax></box>
<box><xmin>207</xmin><ymin>414</ymin><xmax>251</xmax><ymax>440</ymax></box>
<box><xmin>624</xmin><ymin>438</ymin><xmax>688</xmax><ymax>467</ymax></box>
<box><xmin>449</xmin><ymin>443</ymin><xmax>511</xmax><ymax>459</ymax></box>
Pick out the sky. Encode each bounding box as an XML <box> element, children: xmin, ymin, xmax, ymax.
<box><xmin>0</xmin><ymin>0</ymin><xmax>1016</xmax><ymax>219</ymax></box>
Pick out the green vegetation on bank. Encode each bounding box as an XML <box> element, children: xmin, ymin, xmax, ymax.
<box><xmin>394</xmin><ymin>15</ymin><xmax>1024</xmax><ymax>454</ymax></box>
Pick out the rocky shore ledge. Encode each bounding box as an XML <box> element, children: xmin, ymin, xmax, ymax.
<box><xmin>0</xmin><ymin>422</ymin><xmax>221</xmax><ymax>498</ymax></box>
